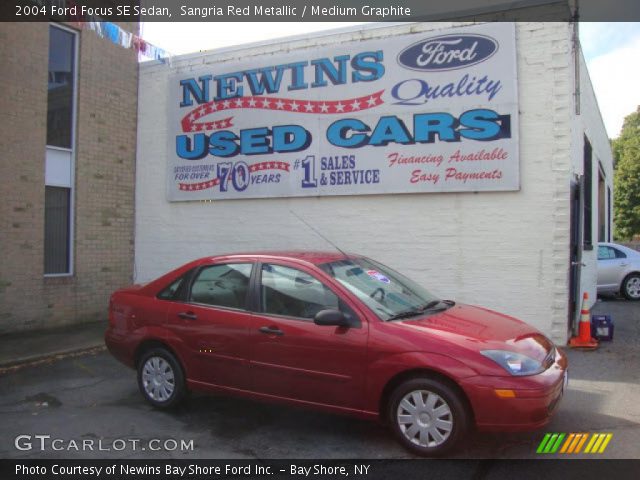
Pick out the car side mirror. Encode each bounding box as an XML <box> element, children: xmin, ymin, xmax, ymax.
<box><xmin>314</xmin><ymin>309</ymin><xmax>350</xmax><ymax>327</ymax></box>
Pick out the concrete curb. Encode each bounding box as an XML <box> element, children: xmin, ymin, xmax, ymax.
<box><xmin>0</xmin><ymin>344</ymin><xmax>106</xmax><ymax>371</ymax></box>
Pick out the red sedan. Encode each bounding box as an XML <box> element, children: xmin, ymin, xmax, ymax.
<box><xmin>105</xmin><ymin>251</ymin><xmax>567</xmax><ymax>456</ymax></box>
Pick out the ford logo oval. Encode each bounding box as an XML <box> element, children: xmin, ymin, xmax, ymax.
<box><xmin>398</xmin><ymin>34</ymin><xmax>498</xmax><ymax>71</ymax></box>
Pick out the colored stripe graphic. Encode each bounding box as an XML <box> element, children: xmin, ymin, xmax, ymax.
<box><xmin>574</xmin><ymin>433</ymin><xmax>589</xmax><ymax>453</ymax></box>
<box><xmin>537</xmin><ymin>433</ymin><xmax>612</xmax><ymax>454</ymax></box>
<box><xmin>585</xmin><ymin>433</ymin><xmax>613</xmax><ymax>453</ymax></box>
<box><xmin>536</xmin><ymin>433</ymin><xmax>552</xmax><ymax>453</ymax></box>
<box><xmin>543</xmin><ymin>434</ymin><xmax>558</xmax><ymax>453</ymax></box>
<box><xmin>536</xmin><ymin>433</ymin><xmax>551</xmax><ymax>453</ymax></box>
<box><xmin>181</xmin><ymin>90</ymin><xmax>385</xmax><ymax>132</ymax></box>
<box><xmin>566</xmin><ymin>433</ymin><xmax>586</xmax><ymax>453</ymax></box>
<box><xmin>537</xmin><ymin>433</ymin><xmax>565</xmax><ymax>453</ymax></box>
<box><xmin>598</xmin><ymin>433</ymin><xmax>613</xmax><ymax>453</ymax></box>
<box><xmin>178</xmin><ymin>161</ymin><xmax>290</xmax><ymax>191</ymax></box>
<box><xmin>559</xmin><ymin>433</ymin><xmax>575</xmax><ymax>453</ymax></box>
<box><xmin>549</xmin><ymin>433</ymin><xmax>565</xmax><ymax>453</ymax></box>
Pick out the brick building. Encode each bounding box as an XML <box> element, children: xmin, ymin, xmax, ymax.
<box><xmin>0</xmin><ymin>22</ymin><xmax>138</xmax><ymax>333</ymax></box>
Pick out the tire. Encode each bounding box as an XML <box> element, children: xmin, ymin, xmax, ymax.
<box><xmin>388</xmin><ymin>377</ymin><xmax>469</xmax><ymax>456</ymax></box>
<box><xmin>622</xmin><ymin>273</ymin><xmax>640</xmax><ymax>301</ymax></box>
<box><xmin>137</xmin><ymin>347</ymin><xmax>186</xmax><ymax>408</ymax></box>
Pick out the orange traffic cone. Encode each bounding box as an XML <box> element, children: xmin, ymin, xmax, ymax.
<box><xmin>569</xmin><ymin>292</ymin><xmax>598</xmax><ymax>349</ymax></box>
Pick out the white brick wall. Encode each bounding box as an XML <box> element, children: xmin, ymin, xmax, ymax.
<box><xmin>135</xmin><ymin>22</ymin><xmax>611</xmax><ymax>344</ymax></box>
<box><xmin>570</xmin><ymin>37</ymin><xmax>615</xmax><ymax>316</ymax></box>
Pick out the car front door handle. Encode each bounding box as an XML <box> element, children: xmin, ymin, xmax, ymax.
<box><xmin>178</xmin><ymin>312</ymin><xmax>197</xmax><ymax>321</ymax></box>
<box><xmin>259</xmin><ymin>326</ymin><xmax>284</xmax><ymax>336</ymax></box>
<box><xmin>620</xmin><ymin>263</ymin><xmax>629</xmax><ymax>267</ymax></box>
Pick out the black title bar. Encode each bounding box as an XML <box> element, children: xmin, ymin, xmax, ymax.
<box><xmin>2</xmin><ymin>0</ymin><xmax>640</xmax><ymax>22</ymax></box>
<box><xmin>3</xmin><ymin>459</ymin><xmax>640</xmax><ymax>480</ymax></box>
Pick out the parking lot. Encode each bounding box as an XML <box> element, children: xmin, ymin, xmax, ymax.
<box><xmin>0</xmin><ymin>298</ymin><xmax>638</xmax><ymax>460</ymax></box>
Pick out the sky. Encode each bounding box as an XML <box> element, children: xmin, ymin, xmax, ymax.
<box><xmin>579</xmin><ymin>23</ymin><xmax>640</xmax><ymax>138</ymax></box>
<box><xmin>141</xmin><ymin>22</ymin><xmax>640</xmax><ymax>139</ymax></box>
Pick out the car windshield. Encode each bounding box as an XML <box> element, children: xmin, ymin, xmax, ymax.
<box><xmin>319</xmin><ymin>257</ymin><xmax>447</xmax><ymax>321</ymax></box>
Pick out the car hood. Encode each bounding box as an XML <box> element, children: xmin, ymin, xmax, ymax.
<box><xmin>397</xmin><ymin>303</ymin><xmax>555</xmax><ymax>362</ymax></box>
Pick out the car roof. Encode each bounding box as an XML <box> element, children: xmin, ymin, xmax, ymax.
<box><xmin>136</xmin><ymin>251</ymin><xmax>360</xmax><ymax>296</ymax></box>
<box><xmin>201</xmin><ymin>250</ymin><xmax>359</xmax><ymax>266</ymax></box>
<box><xmin>598</xmin><ymin>242</ymin><xmax>640</xmax><ymax>255</ymax></box>
<box><xmin>599</xmin><ymin>242</ymin><xmax>630</xmax><ymax>249</ymax></box>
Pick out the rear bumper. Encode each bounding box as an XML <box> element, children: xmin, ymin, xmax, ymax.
<box><xmin>104</xmin><ymin>327</ymin><xmax>137</xmax><ymax>369</ymax></box>
<box><xmin>460</xmin><ymin>348</ymin><xmax>568</xmax><ymax>431</ymax></box>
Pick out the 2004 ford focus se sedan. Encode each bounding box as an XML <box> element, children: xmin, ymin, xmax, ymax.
<box><xmin>105</xmin><ymin>252</ymin><xmax>567</xmax><ymax>456</ymax></box>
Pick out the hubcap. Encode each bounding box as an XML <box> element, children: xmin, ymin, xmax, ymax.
<box><xmin>142</xmin><ymin>356</ymin><xmax>175</xmax><ymax>402</ymax></box>
<box><xmin>397</xmin><ymin>390</ymin><xmax>453</xmax><ymax>448</ymax></box>
<box><xmin>626</xmin><ymin>277</ymin><xmax>640</xmax><ymax>299</ymax></box>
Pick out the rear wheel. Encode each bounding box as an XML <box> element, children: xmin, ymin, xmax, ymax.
<box><xmin>622</xmin><ymin>273</ymin><xmax>640</xmax><ymax>301</ymax></box>
<box><xmin>388</xmin><ymin>377</ymin><xmax>469</xmax><ymax>456</ymax></box>
<box><xmin>137</xmin><ymin>348</ymin><xmax>186</xmax><ymax>408</ymax></box>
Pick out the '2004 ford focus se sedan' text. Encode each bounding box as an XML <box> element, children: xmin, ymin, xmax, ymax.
<box><xmin>105</xmin><ymin>252</ymin><xmax>567</xmax><ymax>456</ymax></box>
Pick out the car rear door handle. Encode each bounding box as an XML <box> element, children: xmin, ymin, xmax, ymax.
<box><xmin>259</xmin><ymin>326</ymin><xmax>284</xmax><ymax>336</ymax></box>
<box><xmin>178</xmin><ymin>312</ymin><xmax>197</xmax><ymax>321</ymax></box>
<box><xmin>620</xmin><ymin>263</ymin><xmax>629</xmax><ymax>267</ymax></box>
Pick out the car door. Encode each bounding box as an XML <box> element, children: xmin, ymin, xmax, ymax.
<box><xmin>598</xmin><ymin>246</ymin><xmax>627</xmax><ymax>290</ymax></box>
<box><xmin>166</xmin><ymin>262</ymin><xmax>255</xmax><ymax>390</ymax></box>
<box><xmin>248</xmin><ymin>261</ymin><xmax>368</xmax><ymax>410</ymax></box>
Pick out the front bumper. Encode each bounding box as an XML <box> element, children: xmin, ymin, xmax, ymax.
<box><xmin>460</xmin><ymin>348</ymin><xmax>568</xmax><ymax>431</ymax></box>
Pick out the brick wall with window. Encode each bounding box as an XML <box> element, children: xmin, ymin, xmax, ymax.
<box><xmin>0</xmin><ymin>22</ymin><xmax>138</xmax><ymax>333</ymax></box>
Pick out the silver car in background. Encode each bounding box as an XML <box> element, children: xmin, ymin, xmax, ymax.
<box><xmin>597</xmin><ymin>242</ymin><xmax>640</xmax><ymax>300</ymax></box>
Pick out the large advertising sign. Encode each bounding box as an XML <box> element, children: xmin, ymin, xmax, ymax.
<box><xmin>167</xmin><ymin>23</ymin><xmax>518</xmax><ymax>201</ymax></box>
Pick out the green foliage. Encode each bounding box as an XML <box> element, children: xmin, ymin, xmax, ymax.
<box><xmin>613</xmin><ymin>106</ymin><xmax>640</xmax><ymax>240</ymax></box>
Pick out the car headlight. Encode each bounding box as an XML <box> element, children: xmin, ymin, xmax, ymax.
<box><xmin>480</xmin><ymin>350</ymin><xmax>544</xmax><ymax>376</ymax></box>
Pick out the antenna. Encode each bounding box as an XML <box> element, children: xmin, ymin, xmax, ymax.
<box><xmin>289</xmin><ymin>210</ymin><xmax>349</xmax><ymax>258</ymax></box>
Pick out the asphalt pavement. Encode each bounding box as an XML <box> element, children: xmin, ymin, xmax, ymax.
<box><xmin>0</xmin><ymin>299</ymin><xmax>638</xmax><ymax>460</ymax></box>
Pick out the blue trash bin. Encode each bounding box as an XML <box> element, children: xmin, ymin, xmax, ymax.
<box><xmin>591</xmin><ymin>315</ymin><xmax>614</xmax><ymax>341</ymax></box>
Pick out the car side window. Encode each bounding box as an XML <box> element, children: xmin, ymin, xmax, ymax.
<box><xmin>260</xmin><ymin>264</ymin><xmax>343</xmax><ymax>320</ymax></box>
<box><xmin>189</xmin><ymin>263</ymin><xmax>252</xmax><ymax>310</ymax></box>
<box><xmin>613</xmin><ymin>248</ymin><xmax>627</xmax><ymax>259</ymax></box>
<box><xmin>158</xmin><ymin>276</ymin><xmax>185</xmax><ymax>300</ymax></box>
<box><xmin>598</xmin><ymin>246</ymin><xmax>615</xmax><ymax>260</ymax></box>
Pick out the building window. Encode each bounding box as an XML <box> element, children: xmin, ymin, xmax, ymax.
<box><xmin>44</xmin><ymin>186</ymin><xmax>71</xmax><ymax>274</ymax></box>
<box><xmin>597</xmin><ymin>164</ymin><xmax>606</xmax><ymax>243</ymax></box>
<box><xmin>583</xmin><ymin>136</ymin><xmax>593</xmax><ymax>249</ymax></box>
<box><xmin>45</xmin><ymin>24</ymin><xmax>77</xmax><ymax>275</ymax></box>
<box><xmin>607</xmin><ymin>186</ymin><xmax>612</xmax><ymax>242</ymax></box>
<box><xmin>47</xmin><ymin>26</ymin><xmax>75</xmax><ymax>148</ymax></box>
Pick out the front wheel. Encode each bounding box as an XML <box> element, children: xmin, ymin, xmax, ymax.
<box><xmin>622</xmin><ymin>273</ymin><xmax>640</xmax><ymax>301</ymax></box>
<box><xmin>388</xmin><ymin>378</ymin><xmax>469</xmax><ymax>456</ymax></box>
<box><xmin>137</xmin><ymin>348</ymin><xmax>186</xmax><ymax>408</ymax></box>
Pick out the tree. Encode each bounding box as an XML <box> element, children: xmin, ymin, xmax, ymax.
<box><xmin>612</xmin><ymin>106</ymin><xmax>640</xmax><ymax>241</ymax></box>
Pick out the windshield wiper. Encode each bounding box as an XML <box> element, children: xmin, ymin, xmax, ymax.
<box><xmin>386</xmin><ymin>309</ymin><xmax>427</xmax><ymax>321</ymax></box>
<box><xmin>417</xmin><ymin>300</ymin><xmax>442</xmax><ymax>311</ymax></box>
<box><xmin>420</xmin><ymin>299</ymin><xmax>456</xmax><ymax>310</ymax></box>
<box><xmin>386</xmin><ymin>300</ymin><xmax>453</xmax><ymax>322</ymax></box>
